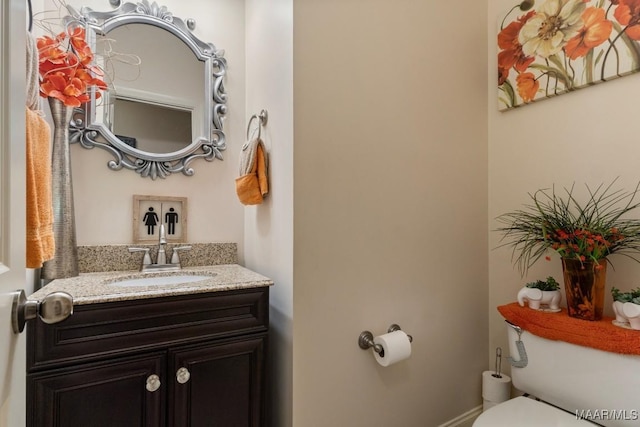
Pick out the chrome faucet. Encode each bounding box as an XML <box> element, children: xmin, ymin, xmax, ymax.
<box><xmin>156</xmin><ymin>224</ymin><xmax>167</xmax><ymax>265</ymax></box>
<box><xmin>128</xmin><ymin>224</ymin><xmax>192</xmax><ymax>272</ymax></box>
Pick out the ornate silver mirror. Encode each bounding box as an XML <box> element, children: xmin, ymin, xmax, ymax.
<box><xmin>68</xmin><ymin>1</ymin><xmax>227</xmax><ymax>179</ymax></box>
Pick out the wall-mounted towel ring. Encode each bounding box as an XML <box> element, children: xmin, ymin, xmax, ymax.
<box><xmin>246</xmin><ymin>109</ymin><xmax>269</xmax><ymax>141</ymax></box>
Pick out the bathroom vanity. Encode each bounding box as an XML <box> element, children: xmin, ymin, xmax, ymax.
<box><xmin>26</xmin><ymin>264</ymin><xmax>272</xmax><ymax>427</ymax></box>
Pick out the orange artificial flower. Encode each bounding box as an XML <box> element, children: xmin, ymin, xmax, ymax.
<box><xmin>565</xmin><ymin>7</ymin><xmax>613</xmax><ymax>59</ymax></box>
<box><xmin>37</xmin><ymin>26</ymin><xmax>107</xmax><ymax>107</ymax></box>
<box><xmin>516</xmin><ymin>72</ymin><xmax>539</xmax><ymax>102</ymax></box>
<box><xmin>614</xmin><ymin>0</ymin><xmax>640</xmax><ymax>40</ymax></box>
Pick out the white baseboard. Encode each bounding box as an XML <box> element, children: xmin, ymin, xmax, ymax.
<box><xmin>438</xmin><ymin>405</ymin><xmax>483</xmax><ymax>427</ymax></box>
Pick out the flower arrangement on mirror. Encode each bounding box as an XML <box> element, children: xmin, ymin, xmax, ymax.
<box><xmin>498</xmin><ymin>0</ymin><xmax>640</xmax><ymax>108</ymax></box>
<box><xmin>496</xmin><ymin>179</ymin><xmax>640</xmax><ymax>320</ymax></box>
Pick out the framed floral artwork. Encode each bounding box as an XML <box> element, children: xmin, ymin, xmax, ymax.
<box><xmin>498</xmin><ymin>0</ymin><xmax>640</xmax><ymax>111</ymax></box>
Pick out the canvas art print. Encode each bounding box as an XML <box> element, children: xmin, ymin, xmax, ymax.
<box><xmin>498</xmin><ymin>0</ymin><xmax>640</xmax><ymax>110</ymax></box>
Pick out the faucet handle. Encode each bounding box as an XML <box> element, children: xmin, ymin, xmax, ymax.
<box><xmin>170</xmin><ymin>246</ymin><xmax>192</xmax><ymax>265</ymax></box>
<box><xmin>128</xmin><ymin>247</ymin><xmax>152</xmax><ymax>266</ymax></box>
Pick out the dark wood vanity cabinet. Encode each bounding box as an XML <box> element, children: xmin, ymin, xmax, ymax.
<box><xmin>26</xmin><ymin>287</ymin><xmax>269</xmax><ymax>427</ymax></box>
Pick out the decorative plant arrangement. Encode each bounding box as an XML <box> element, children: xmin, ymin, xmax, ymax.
<box><xmin>38</xmin><ymin>26</ymin><xmax>107</xmax><ymax>107</ymax></box>
<box><xmin>36</xmin><ymin>20</ymin><xmax>107</xmax><ymax>280</ymax></box>
<box><xmin>517</xmin><ymin>276</ymin><xmax>562</xmax><ymax>311</ymax></box>
<box><xmin>498</xmin><ymin>0</ymin><xmax>640</xmax><ymax>110</ymax></box>
<box><xmin>496</xmin><ymin>180</ymin><xmax>640</xmax><ymax>320</ymax></box>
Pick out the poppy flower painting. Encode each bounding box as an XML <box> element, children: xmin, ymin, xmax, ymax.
<box><xmin>498</xmin><ymin>0</ymin><xmax>640</xmax><ymax>110</ymax></box>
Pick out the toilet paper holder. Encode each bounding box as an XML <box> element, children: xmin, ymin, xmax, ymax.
<box><xmin>358</xmin><ymin>324</ymin><xmax>413</xmax><ymax>354</ymax></box>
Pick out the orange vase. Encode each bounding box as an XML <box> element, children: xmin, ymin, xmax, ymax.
<box><xmin>561</xmin><ymin>258</ymin><xmax>607</xmax><ymax>321</ymax></box>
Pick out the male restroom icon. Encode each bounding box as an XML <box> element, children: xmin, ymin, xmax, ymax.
<box><xmin>165</xmin><ymin>207</ymin><xmax>179</xmax><ymax>235</ymax></box>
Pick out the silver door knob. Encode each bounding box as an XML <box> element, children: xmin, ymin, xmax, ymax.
<box><xmin>11</xmin><ymin>289</ymin><xmax>73</xmax><ymax>334</ymax></box>
<box><xmin>176</xmin><ymin>367</ymin><xmax>191</xmax><ymax>384</ymax></box>
<box><xmin>146</xmin><ymin>374</ymin><xmax>161</xmax><ymax>392</ymax></box>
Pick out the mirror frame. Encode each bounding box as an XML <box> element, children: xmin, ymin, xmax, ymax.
<box><xmin>68</xmin><ymin>1</ymin><xmax>227</xmax><ymax>179</ymax></box>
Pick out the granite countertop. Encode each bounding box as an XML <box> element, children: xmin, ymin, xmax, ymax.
<box><xmin>30</xmin><ymin>264</ymin><xmax>273</xmax><ymax>305</ymax></box>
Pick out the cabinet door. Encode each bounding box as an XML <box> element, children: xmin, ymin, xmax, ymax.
<box><xmin>28</xmin><ymin>353</ymin><xmax>166</xmax><ymax>427</ymax></box>
<box><xmin>169</xmin><ymin>334</ymin><xmax>267</xmax><ymax>427</ymax></box>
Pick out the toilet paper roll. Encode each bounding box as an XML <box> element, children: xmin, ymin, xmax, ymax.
<box><xmin>373</xmin><ymin>330</ymin><xmax>412</xmax><ymax>367</ymax></box>
<box><xmin>482</xmin><ymin>370</ymin><xmax>511</xmax><ymax>404</ymax></box>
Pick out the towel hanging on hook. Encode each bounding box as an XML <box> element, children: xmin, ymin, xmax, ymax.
<box><xmin>237</xmin><ymin>110</ymin><xmax>269</xmax><ymax>205</ymax></box>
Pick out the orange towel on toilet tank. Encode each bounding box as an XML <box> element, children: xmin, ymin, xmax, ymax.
<box><xmin>498</xmin><ymin>302</ymin><xmax>640</xmax><ymax>356</ymax></box>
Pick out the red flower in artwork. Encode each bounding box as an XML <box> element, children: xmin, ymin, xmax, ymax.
<box><xmin>565</xmin><ymin>7</ymin><xmax>613</xmax><ymax>59</ymax></box>
<box><xmin>38</xmin><ymin>27</ymin><xmax>107</xmax><ymax>107</ymax></box>
<box><xmin>498</xmin><ymin>11</ymin><xmax>536</xmax><ymax>85</ymax></box>
<box><xmin>516</xmin><ymin>72</ymin><xmax>539</xmax><ymax>102</ymax></box>
<box><xmin>614</xmin><ymin>0</ymin><xmax>640</xmax><ymax>40</ymax></box>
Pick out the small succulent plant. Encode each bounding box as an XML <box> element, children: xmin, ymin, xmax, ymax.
<box><xmin>611</xmin><ymin>287</ymin><xmax>640</xmax><ymax>303</ymax></box>
<box><xmin>526</xmin><ymin>276</ymin><xmax>560</xmax><ymax>291</ymax></box>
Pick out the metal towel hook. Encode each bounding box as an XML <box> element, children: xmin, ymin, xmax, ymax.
<box><xmin>505</xmin><ymin>320</ymin><xmax>528</xmax><ymax>368</ymax></box>
<box><xmin>246</xmin><ymin>109</ymin><xmax>268</xmax><ymax>141</ymax></box>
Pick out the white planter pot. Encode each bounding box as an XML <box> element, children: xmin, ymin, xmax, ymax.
<box><xmin>622</xmin><ymin>302</ymin><xmax>640</xmax><ymax>330</ymax></box>
<box><xmin>517</xmin><ymin>287</ymin><xmax>561</xmax><ymax>311</ymax></box>
<box><xmin>612</xmin><ymin>301</ymin><xmax>628</xmax><ymax>324</ymax></box>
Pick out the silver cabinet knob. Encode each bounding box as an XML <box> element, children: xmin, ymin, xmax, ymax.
<box><xmin>11</xmin><ymin>289</ymin><xmax>73</xmax><ymax>334</ymax></box>
<box><xmin>146</xmin><ymin>374</ymin><xmax>161</xmax><ymax>392</ymax></box>
<box><xmin>176</xmin><ymin>367</ymin><xmax>191</xmax><ymax>384</ymax></box>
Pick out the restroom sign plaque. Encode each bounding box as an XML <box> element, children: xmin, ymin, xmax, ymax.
<box><xmin>132</xmin><ymin>195</ymin><xmax>188</xmax><ymax>243</ymax></box>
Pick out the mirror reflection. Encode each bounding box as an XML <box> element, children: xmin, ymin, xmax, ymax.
<box><xmin>112</xmin><ymin>99</ymin><xmax>192</xmax><ymax>153</ymax></box>
<box><xmin>97</xmin><ymin>23</ymin><xmax>204</xmax><ymax>154</ymax></box>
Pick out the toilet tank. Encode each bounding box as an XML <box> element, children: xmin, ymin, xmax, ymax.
<box><xmin>506</xmin><ymin>322</ymin><xmax>640</xmax><ymax>427</ymax></box>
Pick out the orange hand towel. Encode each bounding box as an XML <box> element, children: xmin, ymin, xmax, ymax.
<box><xmin>236</xmin><ymin>137</ymin><xmax>269</xmax><ymax>205</ymax></box>
<box><xmin>498</xmin><ymin>302</ymin><xmax>640</xmax><ymax>356</ymax></box>
<box><xmin>26</xmin><ymin>107</ymin><xmax>55</xmax><ymax>268</ymax></box>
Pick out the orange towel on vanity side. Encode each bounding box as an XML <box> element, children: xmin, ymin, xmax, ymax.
<box><xmin>236</xmin><ymin>137</ymin><xmax>268</xmax><ymax>205</ymax></box>
<box><xmin>498</xmin><ymin>302</ymin><xmax>640</xmax><ymax>356</ymax></box>
<box><xmin>26</xmin><ymin>107</ymin><xmax>55</xmax><ymax>268</ymax></box>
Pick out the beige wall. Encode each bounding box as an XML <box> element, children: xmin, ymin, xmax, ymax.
<box><xmin>244</xmin><ymin>0</ymin><xmax>294</xmax><ymax>426</ymax></box>
<box><xmin>293</xmin><ymin>1</ymin><xmax>488</xmax><ymax>425</ymax></box>
<box><xmin>488</xmin><ymin>0</ymin><xmax>640</xmax><ymax>375</ymax></box>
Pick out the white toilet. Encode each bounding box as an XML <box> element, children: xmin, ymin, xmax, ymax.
<box><xmin>474</xmin><ymin>320</ymin><xmax>640</xmax><ymax>426</ymax></box>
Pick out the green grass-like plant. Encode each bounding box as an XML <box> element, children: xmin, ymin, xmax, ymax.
<box><xmin>496</xmin><ymin>179</ymin><xmax>640</xmax><ymax>276</ymax></box>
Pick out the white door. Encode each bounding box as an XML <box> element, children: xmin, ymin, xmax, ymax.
<box><xmin>0</xmin><ymin>0</ymin><xmax>28</xmax><ymax>426</ymax></box>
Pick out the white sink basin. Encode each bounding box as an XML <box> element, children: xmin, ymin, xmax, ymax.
<box><xmin>109</xmin><ymin>273</ymin><xmax>216</xmax><ymax>287</ymax></box>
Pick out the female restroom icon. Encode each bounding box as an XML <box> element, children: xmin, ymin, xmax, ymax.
<box><xmin>143</xmin><ymin>207</ymin><xmax>159</xmax><ymax>235</ymax></box>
